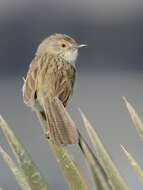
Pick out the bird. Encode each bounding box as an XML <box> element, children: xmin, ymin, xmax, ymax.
<box><xmin>22</xmin><ymin>33</ymin><xmax>86</xmax><ymax>146</ymax></box>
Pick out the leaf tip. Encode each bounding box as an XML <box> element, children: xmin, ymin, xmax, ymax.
<box><xmin>0</xmin><ymin>115</ymin><xmax>5</xmax><ymax>126</ymax></box>
<box><xmin>78</xmin><ymin>108</ymin><xmax>89</xmax><ymax>125</ymax></box>
<box><xmin>122</xmin><ymin>96</ymin><xmax>129</xmax><ymax>107</ymax></box>
<box><xmin>120</xmin><ymin>145</ymin><xmax>130</xmax><ymax>158</ymax></box>
<box><xmin>120</xmin><ymin>144</ymin><xmax>126</xmax><ymax>153</ymax></box>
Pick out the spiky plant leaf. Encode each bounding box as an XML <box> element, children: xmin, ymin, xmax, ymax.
<box><xmin>79</xmin><ymin>109</ymin><xmax>129</xmax><ymax>190</ymax></box>
<box><xmin>0</xmin><ymin>115</ymin><xmax>50</xmax><ymax>190</ymax></box>
<box><xmin>123</xmin><ymin>97</ymin><xmax>143</xmax><ymax>142</ymax></box>
<box><xmin>121</xmin><ymin>145</ymin><xmax>143</xmax><ymax>184</ymax></box>
<box><xmin>52</xmin><ymin>144</ymin><xmax>89</xmax><ymax>190</ymax></box>
<box><xmin>0</xmin><ymin>145</ymin><xmax>31</xmax><ymax>190</ymax></box>
<box><xmin>35</xmin><ymin>109</ymin><xmax>89</xmax><ymax>190</ymax></box>
<box><xmin>78</xmin><ymin>134</ymin><xmax>112</xmax><ymax>190</ymax></box>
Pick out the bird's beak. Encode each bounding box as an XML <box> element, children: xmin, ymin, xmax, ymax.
<box><xmin>77</xmin><ymin>44</ymin><xmax>87</xmax><ymax>48</ymax></box>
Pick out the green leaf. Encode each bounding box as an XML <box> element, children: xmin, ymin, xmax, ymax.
<box><xmin>52</xmin><ymin>144</ymin><xmax>89</xmax><ymax>190</ymax></box>
<box><xmin>0</xmin><ymin>115</ymin><xmax>50</xmax><ymax>190</ymax></box>
<box><xmin>78</xmin><ymin>134</ymin><xmax>112</xmax><ymax>190</ymax></box>
<box><xmin>121</xmin><ymin>145</ymin><xmax>143</xmax><ymax>184</ymax></box>
<box><xmin>123</xmin><ymin>97</ymin><xmax>143</xmax><ymax>142</ymax></box>
<box><xmin>0</xmin><ymin>145</ymin><xmax>31</xmax><ymax>190</ymax></box>
<box><xmin>79</xmin><ymin>109</ymin><xmax>129</xmax><ymax>190</ymax></box>
<box><xmin>35</xmin><ymin>108</ymin><xmax>89</xmax><ymax>190</ymax></box>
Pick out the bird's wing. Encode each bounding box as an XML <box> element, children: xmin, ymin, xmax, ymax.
<box><xmin>57</xmin><ymin>61</ymin><xmax>76</xmax><ymax>106</ymax></box>
<box><xmin>22</xmin><ymin>55</ymin><xmax>40</xmax><ymax>107</ymax></box>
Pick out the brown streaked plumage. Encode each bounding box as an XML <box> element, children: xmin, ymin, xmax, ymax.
<box><xmin>22</xmin><ymin>33</ymin><xmax>86</xmax><ymax>145</ymax></box>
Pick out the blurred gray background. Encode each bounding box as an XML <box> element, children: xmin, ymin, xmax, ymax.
<box><xmin>0</xmin><ymin>0</ymin><xmax>143</xmax><ymax>189</ymax></box>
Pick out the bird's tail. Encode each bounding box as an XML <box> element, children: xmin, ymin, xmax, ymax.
<box><xmin>42</xmin><ymin>97</ymin><xmax>79</xmax><ymax>146</ymax></box>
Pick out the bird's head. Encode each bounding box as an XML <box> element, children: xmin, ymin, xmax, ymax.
<box><xmin>37</xmin><ymin>33</ymin><xmax>86</xmax><ymax>63</ymax></box>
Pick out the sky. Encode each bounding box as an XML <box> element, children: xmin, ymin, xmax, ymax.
<box><xmin>0</xmin><ymin>0</ymin><xmax>143</xmax><ymax>75</ymax></box>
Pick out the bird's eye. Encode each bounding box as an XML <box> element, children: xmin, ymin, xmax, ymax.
<box><xmin>61</xmin><ymin>43</ymin><xmax>66</xmax><ymax>48</ymax></box>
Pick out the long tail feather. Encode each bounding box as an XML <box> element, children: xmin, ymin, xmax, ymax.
<box><xmin>42</xmin><ymin>97</ymin><xmax>79</xmax><ymax>146</ymax></box>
